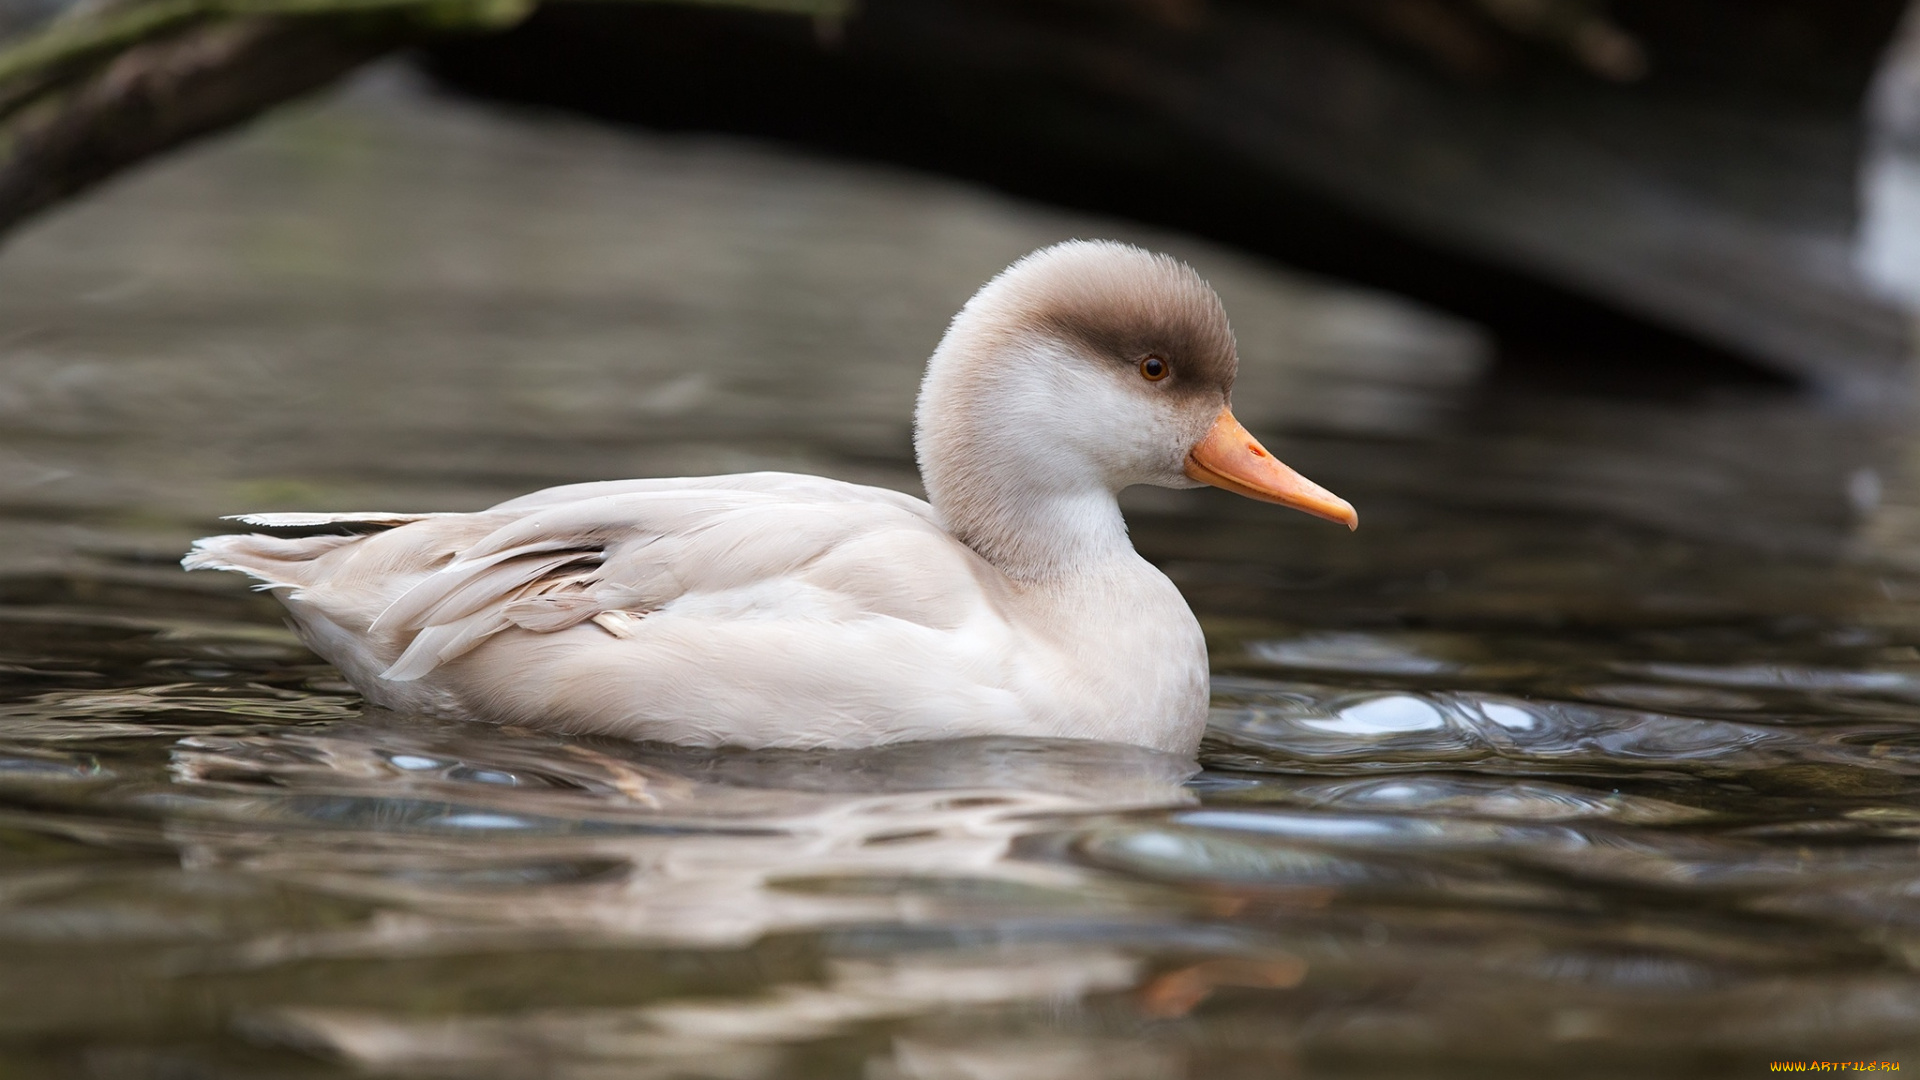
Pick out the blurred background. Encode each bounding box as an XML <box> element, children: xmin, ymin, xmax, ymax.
<box><xmin>2</xmin><ymin>1</ymin><xmax>1920</xmax><ymax>1077</ymax></box>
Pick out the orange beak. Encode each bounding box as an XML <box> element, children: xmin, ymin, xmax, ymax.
<box><xmin>1184</xmin><ymin>408</ymin><xmax>1357</xmax><ymax>529</ymax></box>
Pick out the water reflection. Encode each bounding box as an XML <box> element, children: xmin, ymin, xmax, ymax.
<box><xmin>159</xmin><ymin>721</ymin><xmax>1196</xmax><ymax>943</ymax></box>
<box><xmin>255</xmin><ymin>946</ymin><xmax>1152</xmax><ymax>1079</ymax></box>
<box><xmin>1225</xmin><ymin>774</ymin><xmax>1712</xmax><ymax>824</ymax></box>
<box><xmin>0</xmin><ymin>64</ymin><xmax>1919</xmax><ymax>1077</ymax></box>
<box><xmin>6</xmin><ymin>615</ymin><xmax>1918</xmax><ymax>1072</ymax></box>
<box><xmin>1209</xmin><ymin>677</ymin><xmax>1920</xmax><ymax>781</ymax></box>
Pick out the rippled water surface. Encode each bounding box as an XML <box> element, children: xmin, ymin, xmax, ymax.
<box><xmin>2</xmin><ymin>67</ymin><xmax>1920</xmax><ymax>1078</ymax></box>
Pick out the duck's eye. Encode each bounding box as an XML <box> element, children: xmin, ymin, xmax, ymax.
<box><xmin>1140</xmin><ymin>355</ymin><xmax>1170</xmax><ymax>382</ymax></box>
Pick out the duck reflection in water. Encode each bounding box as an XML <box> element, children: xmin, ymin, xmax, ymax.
<box><xmin>163</xmin><ymin>719</ymin><xmax>1200</xmax><ymax>1076</ymax></box>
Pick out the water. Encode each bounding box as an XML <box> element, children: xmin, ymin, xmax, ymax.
<box><xmin>1</xmin><ymin>66</ymin><xmax>1919</xmax><ymax>1077</ymax></box>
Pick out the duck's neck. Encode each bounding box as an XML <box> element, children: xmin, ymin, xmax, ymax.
<box><xmin>934</xmin><ymin>472</ymin><xmax>1135</xmax><ymax>583</ymax></box>
<box><xmin>915</xmin><ymin>339</ymin><xmax>1138</xmax><ymax>583</ymax></box>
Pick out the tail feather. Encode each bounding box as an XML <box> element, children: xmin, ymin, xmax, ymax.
<box><xmin>182</xmin><ymin>532</ymin><xmax>365</xmax><ymax>590</ymax></box>
<box><xmin>184</xmin><ymin>511</ymin><xmax>437</xmax><ymax>588</ymax></box>
<box><xmin>223</xmin><ymin>511</ymin><xmax>448</xmax><ymax>529</ymax></box>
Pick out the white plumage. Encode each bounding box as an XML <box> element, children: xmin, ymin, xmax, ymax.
<box><xmin>186</xmin><ymin>242</ymin><xmax>1354</xmax><ymax>755</ymax></box>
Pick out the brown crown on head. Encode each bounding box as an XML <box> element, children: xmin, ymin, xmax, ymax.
<box><xmin>995</xmin><ymin>241</ymin><xmax>1239</xmax><ymax>396</ymax></box>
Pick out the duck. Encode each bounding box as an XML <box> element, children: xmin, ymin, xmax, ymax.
<box><xmin>183</xmin><ymin>241</ymin><xmax>1356</xmax><ymax>756</ymax></box>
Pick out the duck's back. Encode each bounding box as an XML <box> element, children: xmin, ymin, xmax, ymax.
<box><xmin>185</xmin><ymin>473</ymin><xmax>1053</xmax><ymax>747</ymax></box>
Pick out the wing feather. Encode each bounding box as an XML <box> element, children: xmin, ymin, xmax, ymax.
<box><xmin>193</xmin><ymin>475</ymin><xmax>973</xmax><ymax>691</ymax></box>
<box><xmin>372</xmin><ymin>548</ymin><xmax>603</xmax><ymax>634</ymax></box>
<box><xmin>382</xmin><ymin>614</ymin><xmax>512</xmax><ymax>682</ymax></box>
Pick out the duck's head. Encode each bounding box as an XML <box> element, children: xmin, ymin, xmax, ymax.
<box><xmin>916</xmin><ymin>241</ymin><xmax>1355</xmax><ymax>571</ymax></box>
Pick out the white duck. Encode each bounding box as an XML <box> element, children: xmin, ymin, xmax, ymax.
<box><xmin>185</xmin><ymin>241</ymin><xmax>1355</xmax><ymax>756</ymax></box>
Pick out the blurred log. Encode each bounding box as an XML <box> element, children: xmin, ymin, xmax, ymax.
<box><xmin>0</xmin><ymin>0</ymin><xmax>1911</xmax><ymax>396</ymax></box>
<box><xmin>0</xmin><ymin>14</ymin><xmax>409</xmax><ymax>234</ymax></box>
<box><xmin>425</xmin><ymin>0</ymin><xmax>1916</xmax><ymax>396</ymax></box>
<box><xmin>0</xmin><ymin>0</ymin><xmax>842</xmax><ymax>238</ymax></box>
